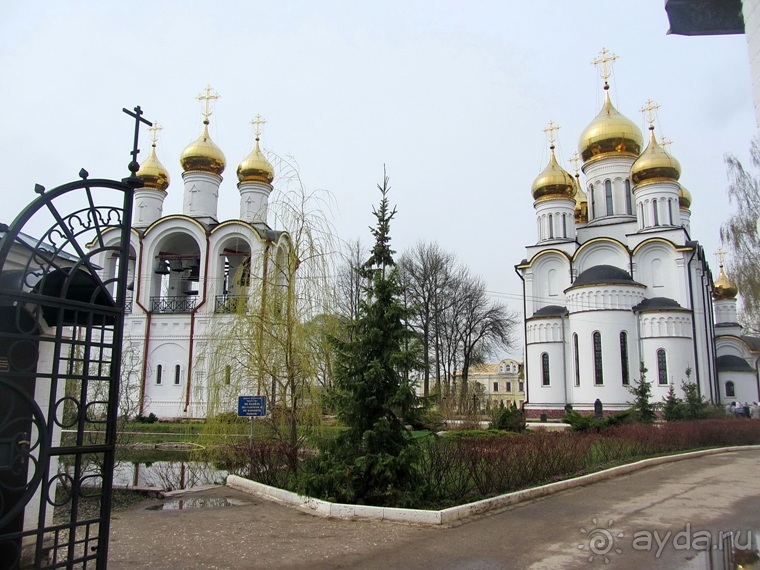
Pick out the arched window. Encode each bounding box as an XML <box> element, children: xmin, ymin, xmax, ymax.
<box><xmin>657</xmin><ymin>349</ymin><xmax>668</xmax><ymax>385</ymax></box>
<box><xmin>541</xmin><ymin>353</ymin><xmax>550</xmax><ymax>386</ymax></box>
<box><xmin>605</xmin><ymin>180</ymin><xmax>613</xmax><ymax>216</ymax></box>
<box><xmin>174</xmin><ymin>364</ymin><xmax>181</xmax><ymax>385</ymax></box>
<box><xmin>726</xmin><ymin>381</ymin><xmax>735</xmax><ymax>398</ymax></box>
<box><xmin>624</xmin><ymin>179</ymin><xmax>632</xmax><ymax>215</ymax></box>
<box><xmin>573</xmin><ymin>333</ymin><xmax>580</xmax><ymax>387</ymax></box>
<box><xmin>652</xmin><ymin>200</ymin><xmax>659</xmax><ymax>226</ymax></box>
<box><xmin>620</xmin><ymin>332</ymin><xmax>629</xmax><ymax>385</ymax></box>
<box><xmin>668</xmin><ymin>199</ymin><xmax>674</xmax><ymax>225</ymax></box>
<box><xmin>548</xmin><ymin>268</ymin><xmax>558</xmax><ymax>297</ymax></box>
<box><xmin>548</xmin><ymin>214</ymin><xmax>554</xmax><ymax>238</ymax></box>
<box><xmin>589</xmin><ymin>185</ymin><xmax>596</xmax><ymax>219</ymax></box>
<box><xmin>156</xmin><ymin>364</ymin><xmax>163</xmax><ymax>385</ymax></box>
<box><xmin>593</xmin><ymin>332</ymin><xmax>603</xmax><ymax>385</ymax></box>
<box><xmin>561</xmin><ymin>213</ymin><xmax>567</xmax><ymax>238</ymax></box>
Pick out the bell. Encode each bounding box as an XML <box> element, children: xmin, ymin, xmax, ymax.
<box><xmin>187</xmin><ymin>265</ymin><xmax>200</xmax><ymax>282</ymax></box>
<box><xmin>154</xmin><ymin>260</ymin><xmax>170</xmax><ymax>275</ymax></box>
<box><xmin>170</xmin><ymin>259</ymin><xmax>185</xmax><ymax>272</ymax></box>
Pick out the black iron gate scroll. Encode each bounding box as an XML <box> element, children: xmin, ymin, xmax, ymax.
<box><xmin>0</xmin><ymin>107</ymin><xmax>149</xmax><ymax>569</ymax></box>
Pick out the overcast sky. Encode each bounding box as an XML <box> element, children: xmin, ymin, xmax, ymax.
<box><xmin>2</xmin><ymin>2</ymin><xmax>756</xmax><ymax>359</ymax></box>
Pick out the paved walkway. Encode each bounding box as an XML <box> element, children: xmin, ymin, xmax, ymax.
<box><xmin>108</xmin><ymin>449</ymin><xmax>760</xmax><ymax>569</ymax></box>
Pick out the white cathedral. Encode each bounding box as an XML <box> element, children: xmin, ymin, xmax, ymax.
<box><xmin>95</xmin><ymin>88</ymin><xmax>290</xmax><ymax>419</ymax></box>
<box><xmin>518</xmin><ymin>53</ymin><xmax>760</xmax><ymax>419</ymax></box>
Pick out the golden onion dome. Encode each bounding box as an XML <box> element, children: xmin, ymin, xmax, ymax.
<box><xmin>679</xmin><ymin>184</ymin><xmax>692</xmax><ymax>210</ymax></box>
<box><xmin>180</xmin><ymin>121</ymin><xmax>226</xmax><ymax>175</ymax></box>
<box><xmin>631</xmin><ymin>127</ymin><xmax>681</xmax><ymax>185</ymax></box>
<box><xmin>136</xmin><ymin>144</ymin><xmax>170</xmax><ymax>191</ymax></box>
<box><xmin>531</xmin><ymin>146</ymin><xmax>576</xmax><ymax>201</ymax></box>
<box><xmin>237</xmin><ymin>138</ymin><xmax>274</xmax><ymax>184</ymax></box>
<box><xmin>713</xmin><ymin>265</ymin><xmax>738</xmax><ymax>301</ymax></box>
<box><xmin>578</xmin><ymin>84</ymin><xmax>643</xmax><ymax>163</ymax></box>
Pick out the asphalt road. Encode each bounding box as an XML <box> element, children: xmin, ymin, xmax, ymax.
<box><xmin>108</xmin><ymin>449</ymin><xmax>760</xmax><ymax>569</ymax></box>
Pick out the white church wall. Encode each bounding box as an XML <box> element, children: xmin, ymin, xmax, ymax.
<box><xmin>568</xmin><ymin>310</ymin><xmax>639</xmax><ymax>408</ymax></box>
<box><xmin>526</xmin><ymin>339</ymin><xmax>566</xmax><ymax>406</ymax></box>
<box><xmin>719</xmin><ymin>371</ymin><xmax>759</xmax><ymax>404</ymax></box>
<box><xmin>633</xmin><ymin>243</ymin><xmax>680</xmax><ymax>300</ymax></box>
<box><xmin>531</xmin><ymin>253</ymin><xmax>570</xmax><ymax>310</ymax></box>
<box><xmin>145</xmin><ymin>335</ymin><xmax>190</xmax><ymax>418</ymax></box>
<box><xmin>573</xmin><ymin>240</ymin><xmax>629</xmax><ymax>277</ymax></box>
<box><xmin>639</xmin><ymin>334</ymin><xmax>695</xmax><ymax>401</ymax></box>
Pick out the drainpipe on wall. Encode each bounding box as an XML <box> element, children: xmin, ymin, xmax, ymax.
<box><xmin>685</xmin><ymin>245</ymin><xmax>703</xmax><ymax>397</ymax></box>
<box><xmin>133</xmin><ymin>233</ymin><xmax>152</xmax><ymax>417</ymax></box>
<box><xmin>514</xmin><ymin>265</ymin><xmax>528</xmax><ymax>405</ymax></box>
<box><xmin>185</xmin><ymin>232</ymin><xmax>211</xmax><ymax>414</ymax></box>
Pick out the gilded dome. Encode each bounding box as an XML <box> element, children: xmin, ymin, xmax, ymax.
<box><xmin>531</xmin><ymin>147</ymin><xmax>576</xmax><ymax>201</ymax></box>
<box><xmin>713</xmin><ymin>265</ymin><xmax>738</xmax><ymax>301</ymax></box>
<box><xmin>679</xmin><ymin>184</ymin><xmax>692</xmax><ymax>210</ymax></box>
<box><xmin>631</xmin><ymin>127</ymin><xmax>681</xmax><ymax>185</ymax></box>
<box><xmin>136</xmin><ymin>145</ymin><xmax>170</xmax><ymax>191</ymax></box>
<box><xmin>180</xmin><ymin>121</ymin><xmax>226</xmax><ymax>175</ymax></box>
<box><xmin>578</xmin><ymin>85</ymin><xmax>643</xmax><ymax>163</ymax></box>
<box><xmin>237</xmin><ymin>138</ymin><xmax>274</xmax><ymax>184</ymax></box>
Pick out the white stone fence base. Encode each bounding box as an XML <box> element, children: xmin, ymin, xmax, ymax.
<box><xmin>227</xmin><ymin>445</ymin><xmax>760</xmax><ymax>526</ymax></box>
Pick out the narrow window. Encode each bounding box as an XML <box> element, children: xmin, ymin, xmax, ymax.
<box><xmin>493</xmin><ymin>382</ymin><xmax>499</xmax><ymax>392</ymax></box>
<box><xmin>589</xmin><ymin>185</ymin><xmax>596</xmax><ymax>219</ymax></box>
<box><xmin>593</xmin><ymin>332</ymin><xmax>603</xmax><ymax>385</ymax></box>
<box><xmin>548</xmin><ymin>214</ymin><xmax>554</xmax><ymax>238</ymax></box>
<box><xmin>668</xmin><ymin>199</ymin><xmax>674</xmax><ymax>225</ymax></box>
<box><xmin>541</xmin><ymin>353</ymin><xmax>550</xmax><ymax>386</ymax></box>
<box><xmin>518</xmin><ymin>381</ymin><xmax>524</xmax><ymax>392</ymax></box>
<box><xmin>726</xmin><ymin>381</ymin><xmax>735</xmax><ymax>398</ymax></box>
<box><xmin>506</xmin><ymin>381</ymin><xmax>512</xmax><ymax>392</ymax></box>
<box><xmin>225</xmin><ymin>365</ymin><xmax>231</xmax><ymax>385</ymax></box>
<box><xmin>620</xmin><ymin>332</ymin><xmax>629</xmax><ymax>385</ymax></box>
<box><xmin>652</xmin><ymin>200</ymin><xmax>659</xmax><ymax>226</ymax></box>
<box><xmin>156</xmin><ymin>364</ymin><xmax>163</xmax><ymax>385</ymax></box>
<box><xmin>624</xmin><ymin>179</ymin><xmax>632</xmax><ymax>215</ymax></box>
<box><xmin>561</xmin><ymin>213</ymin><xmax>567</xmax><ymax>238</ymax></box>
<box><xmin>174</xmin><ymin>364</ymin><xmax>181</xmax><ymax>385</ymax></box>
<box><xmin>657</xmin><ymin>349</ymin><xmax>668</xmax><ymax>385</ymax></box>
<box><xmin>573</xmin><ymin>333</ymin><xmax>580</xmax><ymax>386</ymax></box>
<box><xmin>605</xmin><ymin>180</ymin><xmax>613</xmax><ymax>216</ymax></box>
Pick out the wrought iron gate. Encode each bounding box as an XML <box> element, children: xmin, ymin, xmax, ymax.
<box><xmin>0</xmin><ymin>108</ymin><xmax>147</xmax><ymax>569</ymax></box>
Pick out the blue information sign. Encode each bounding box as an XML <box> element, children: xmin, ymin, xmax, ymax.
<box><xmin>238</xmin><ymin>395</ymin><xmax>267</xmax><ymax>417</ymax></box>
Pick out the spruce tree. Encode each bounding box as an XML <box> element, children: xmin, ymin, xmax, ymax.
<box><xmin>628</xmin><ymin>363</ymin><xmax>656</xmax><ymax>423</ymax></box>
<box><xmin>302</xmin><ymin>170</ymin><xmax>421</xmax><ymax>505</ymax></box>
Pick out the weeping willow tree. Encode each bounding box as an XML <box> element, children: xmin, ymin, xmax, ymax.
<box><xmin>197</xmin><ymin>155</ymin><xmax>337</xmax><ymax>453</ymax></box>
<box><xmin>721</xmin><ymin>137</ymin><xmax>760</xmax><ymax>332</ymax></box>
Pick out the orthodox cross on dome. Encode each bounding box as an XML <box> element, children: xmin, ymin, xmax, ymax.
<box><xmin>569</xmin><ymin>151</ymin><xmax>581</xmax><ymax>176</ymax></box>
<box><xmin>148</xmin><ymin>121</ymin><xmax>163</xmax><ymax>147</ymax></box>
<box><xmin>715</xmin><ymin>247</ymin><xmax>727</xmax><ymax>267</ymax></box>
<box><xmin>122</xmin><ymin>105</ymin><xmax>152</xmax><ymax>175</ymax></box>
<box><xmin>640</xmin><ymin>99</ymin><xmax>660</xmax><ymax>128</ymax></box>
<box><xmin>592</xmin><ymin>48</ymin><xmax>618</xmax><ymax>82</ymax></box>
<box><xmin>197</xmin><ymin>85</ymin><xmax>221</xmax><ymax>123</ymax></box>
<box><xmin>543</xmin><ymin>120</ymin><xmax>560</xmax><ymax>147</ymax></box>
<box><xmin>660</xmin><ymin>136</ymin><xmax>673</xmax><ymax>152</ymax></box>
<box><xmin>251</xmin><ymin>114</ymin><xmax>267</xmax><ymax>140</ymax></box>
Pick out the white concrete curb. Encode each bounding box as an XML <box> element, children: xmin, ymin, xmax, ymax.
<box><xmin>226</xmin><ymin>445</ymin><xmax>760</xmax><ymax>526</ymax></box>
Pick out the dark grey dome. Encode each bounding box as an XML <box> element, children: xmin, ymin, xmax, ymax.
<box><xmin>572</xmin><ymin>265</ymin><xmax>635</xmax><ymax>287</ymax></box>
<box><xmin>531</xmin><ymin>305</ymin><xmax>568</xmax><ymax>318</ymax></box>
<box><xmin>633</xmin><ymin>297</ymin><xmax>684</xmax><ymax>312</ymax></box>
<box><xmin>716</xmin><ymin>354</ymin><xmax>754</xmax><ymax>372</ymax></box>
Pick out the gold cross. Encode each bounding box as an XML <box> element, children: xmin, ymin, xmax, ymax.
<box><xmin>640</xmin><ymin>99</ymin><xmax>660</xmax><ymax>127</ymax></box>
<box><xmin>715</xmin><ymin>248</ymin><xmax>727</xmax><ymax>267</ymax></box>
<box><xmin>592</xmin><ymin>48</ymin><xmax>618</xmax><ymax>81</ymax></box>
<box><xmin>148</xmin><ymin>121</ymin><xmax>163</xmax><ymax>146</ymax></box>
<box><xmin>251</xmin><ymin>114</ymin><xmax>267</xmax><ymax>139</ymax></box>
<box><xmin>197</xmin><ymin>85</ymin><xmax>220</xmax><ymax>122</ymax></box>
<box><xmin>569</xmin><ymin>151</ymin><xmax>581</xmax><ymax>176</ymax></box>
<box><xmin>543</xmin><ymin>120</ymin><xmax>560</xmax><ymax>146</ymax></box>
<box><xmin>660</xmin><ymin>136</ymin><xmax>672</xmax><ymax>152</ymax></box>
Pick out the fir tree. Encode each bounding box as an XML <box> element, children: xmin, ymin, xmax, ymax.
<box><xmin>302</xmin><ymin>169</ymin><xmax>421</xmax><ymax>505</ymax></box>
<box><xmin>628</xmin><ymin>363</ymin><xmax>656</xmax><ymax>423</ymax></box>
<box><xmin>662</xmin><ymin>384</ymin><xmax>684</xmax><ymax>422</ymax></box>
